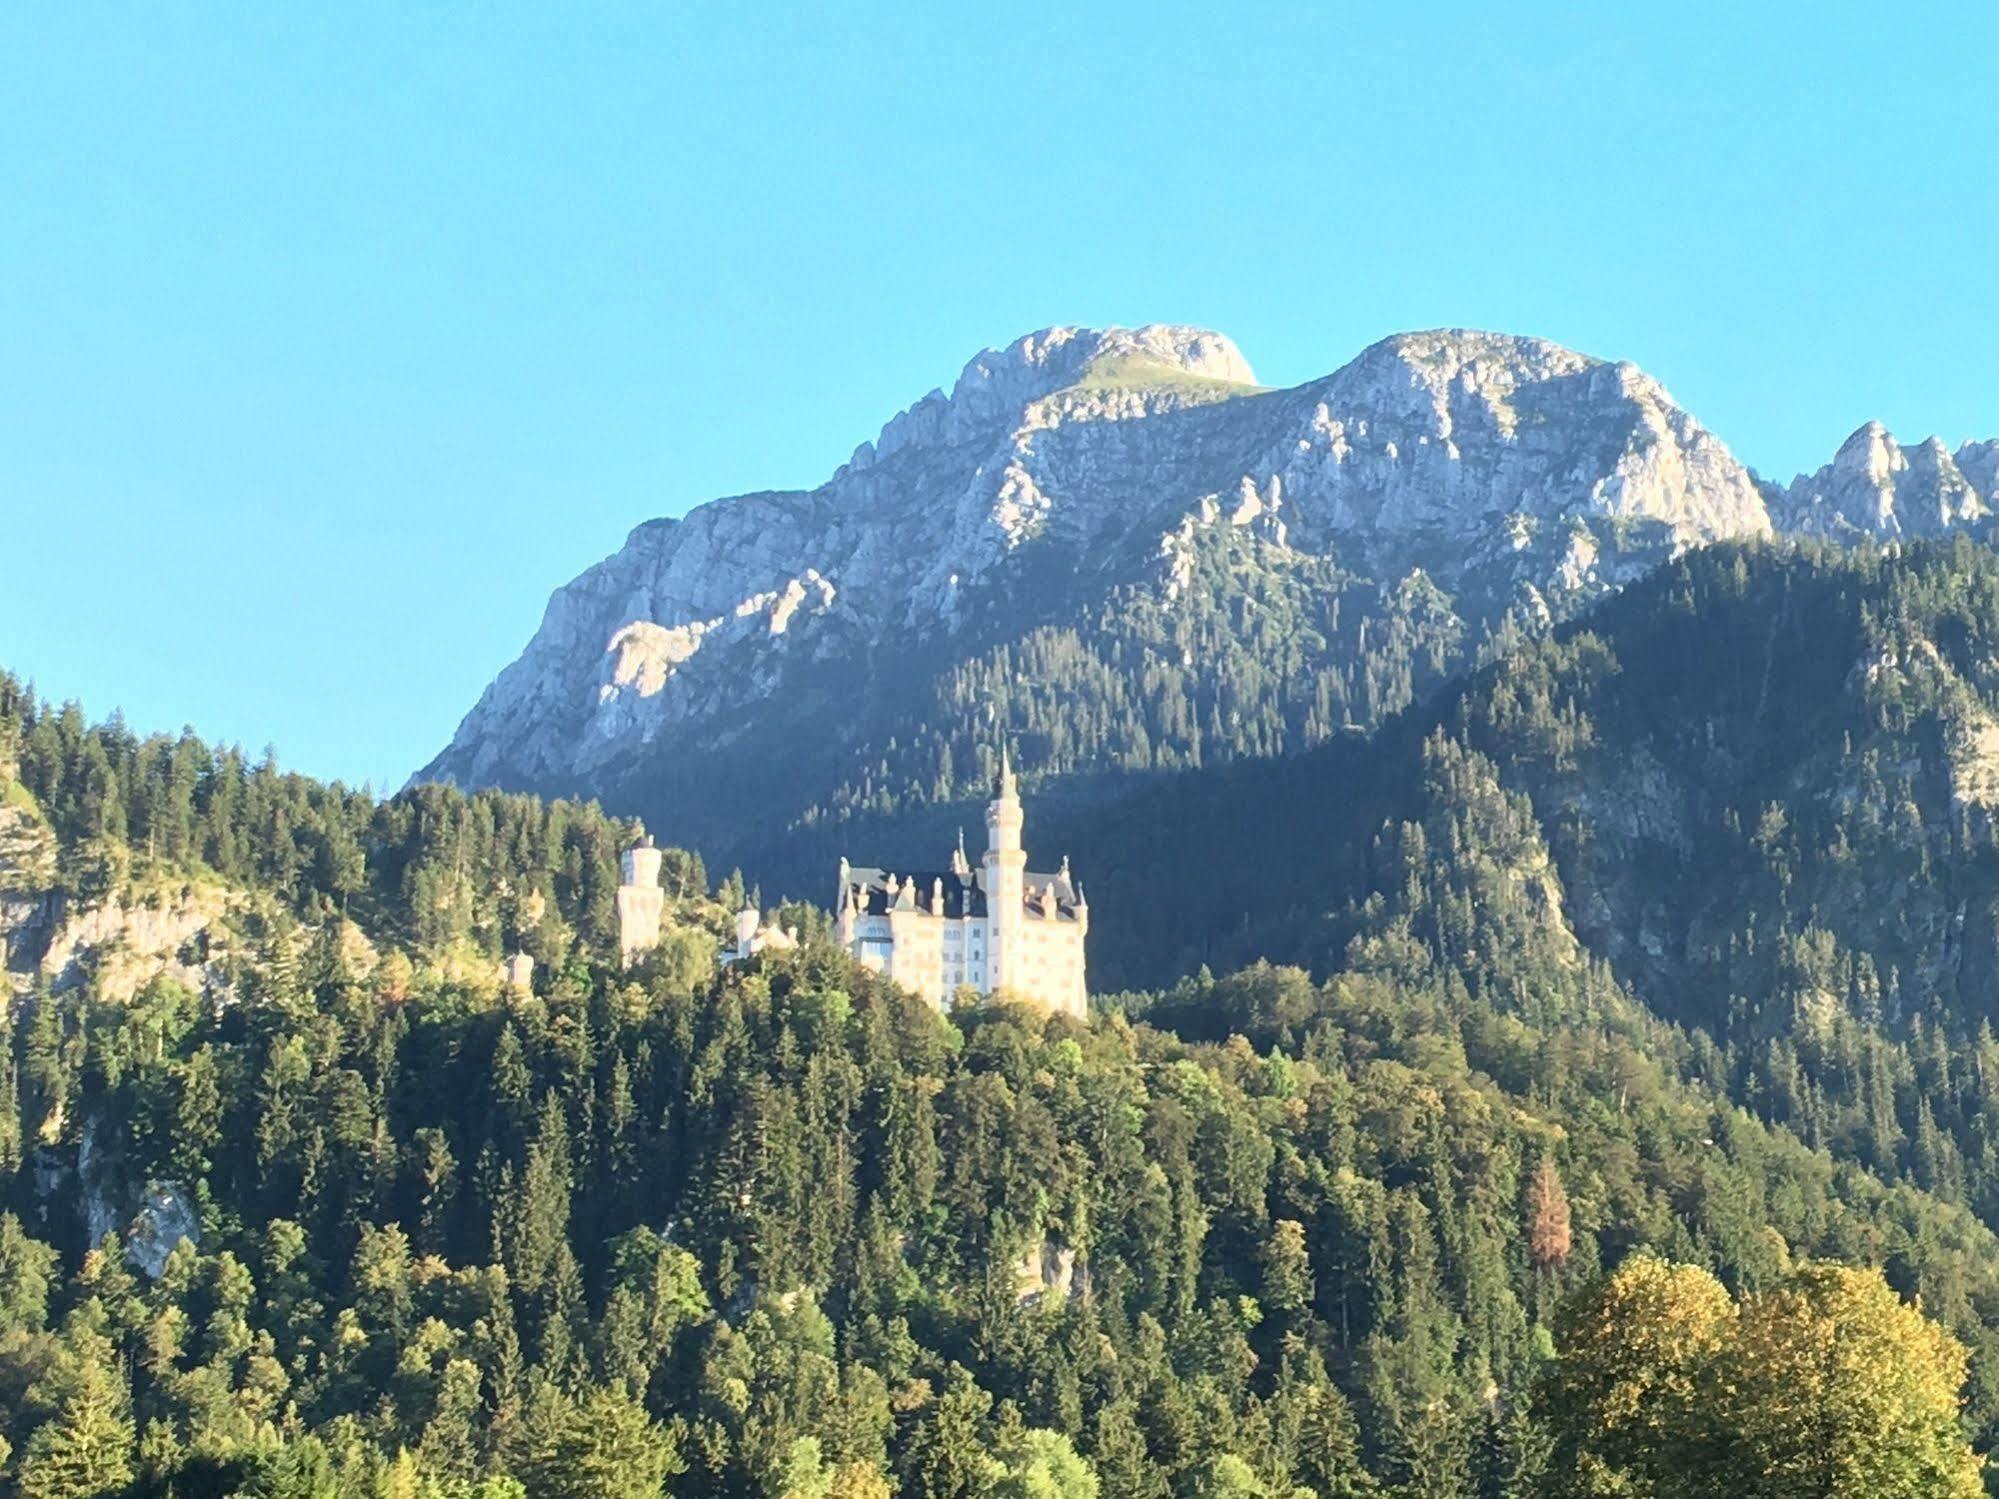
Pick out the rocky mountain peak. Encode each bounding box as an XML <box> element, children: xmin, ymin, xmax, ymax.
<box><xmin>1275</xmin><ymin>328</ymin><xmax>1769</xmax><ymax>558</ymax></box>
<box><xmin>1834</xmin><ymin>420</ymin><xmax>1899</xmax><ymax>480</ymax></box>
<box><xmin>415</xmin><ymin>323</ymin><xmax>1992</xmax><ymax>886</ymax></box>
<box><xmin>417</xmin><ymin>322</ymin><xmax>1796</xmax><ymax>856</ymax></box>
<box><xmin>1332</xmin><ymin>328</ymin><xmax>1598</xmax><ymax>399</ymax></box>
<box><xmin>1961</xmin><ymin>441</ymin><xmax>1999</xmax><ymax>499</ymax></box>
<box><xmin>845</xmin><ymin>324</ymin><xmax>1256</xmax><ymax>474</ymax></box>
<box><xmin>1776</xmin><ymin>421</ymin><xmax>1995</xmax><ymax>539</ymax></box>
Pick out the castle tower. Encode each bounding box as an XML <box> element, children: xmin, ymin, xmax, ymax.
<box><xmin>982</xmin><ymin>746</ymin><xmax>1026</xmax><ymax>993</ymax></box>
<box><xmin>617</xmin><ymin>836</ymin><xmax>666</xmax><ymax>965</ymax></box>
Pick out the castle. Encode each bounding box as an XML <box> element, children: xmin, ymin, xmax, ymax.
<box><xmin>835</xmin><ymin>751</ymin><xmax>1088</xmax><ymax>1017</ymax></box>
<box><xmin>611</xmin><ymin>754</ymin><xmax>1089</xmax><ymax>1017</ymax></box>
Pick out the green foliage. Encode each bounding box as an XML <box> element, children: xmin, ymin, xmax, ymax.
<box><xmin>1078</xmin><ymin>539</ymin><xmax>1999</xmax><ymax>1341</ymax></box>
<box><xmin>1538</xmin><ymin>1256</ymin><xmax>1737</xmax><ymax>1495</ymax></box>
<box><xmin>3</xmin><ymin>912</ymin><xmax>1995</xmax><ymax>1493</ymax></box>
<box><xmin>11</xmin><ymin>541</ymin><xmax>1999</xmax><ymax>1490</ymax></box>
<box><xmin>596</xmin><ymin>519</ymin><xmax>1481</xmax><ymax>893</ymax></box>
<box><xmin>1064</xmin><ymin>351</ymin><xmax>1266</xmax><ymax>401</ymax></box>
<box><xmin>1541</xmin><ymin>1257</ymin><xmax>1983</xmax><ymax>1498</ymax></box>
<box><xmin>14</xmin><ymin>1330</ymin><xmax>135</xmax><ymax>1499</ymax></box>
<box><xmin>986</xmin><ymin>1426</ymin><xmax>1099</xmax><ymax>1499</ymax></box>
<box><xmin>517</xmin><ymin>1381</ymin><xmax>678</xmax><ymax>1499</ymax></box>
<box><xmin>0</xmin><ymin>669</ymin><xmax>715</xmax><ymax>962</ymax></box>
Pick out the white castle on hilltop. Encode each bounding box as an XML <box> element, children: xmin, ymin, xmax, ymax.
<box><xmin>612</xmin><ymin>754</ymin><xmax>1088</xmax><ymax>1016</ymax></box>
<box><xmin>835</xmin><ymin>750</ymin><xmax>1087</xmax><ymax>1017</ymax></box>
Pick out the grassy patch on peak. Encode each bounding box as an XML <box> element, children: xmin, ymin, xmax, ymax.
<box><xmin>1064</xmin><ymin>350</ymin><xmax>1267</xmax><ymax>402</ymax></box>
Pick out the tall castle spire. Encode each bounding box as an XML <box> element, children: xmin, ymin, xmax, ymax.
<box><xmin>987</xmin><ymin>740</ymin><xmax>1022</xmax><ymax>850</ymax></box>
<box><xmin>984</xmin><ymin>738</ymin><xmax>1026</xmax><ymax>992</ymax></box>
<box><xmin>616</xmin><ymin>833</ymin><xmax>665</xmax><ymax>966</ymax></box>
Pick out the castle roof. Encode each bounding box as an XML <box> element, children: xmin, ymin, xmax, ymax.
<box><xmin>842</xmin><ymin>864</ymin><xmax>1083</xmax><ymax>922</ymax></box>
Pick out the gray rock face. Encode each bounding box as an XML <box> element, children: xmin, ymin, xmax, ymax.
<box><xmin>35</xmin><ymin>886</ymin><xmax>232</xmax><ymax>1000</ymax></box>
<box><xmin>3</xmin><ymin>797</ymin><xmax>248</xmax><ymax>1002</ymax></box>
<box><xmin>1277</xmin><ymin>330</ymin><xmax>1768</xmax><ymax>548</ymax></box>
<box><xmin>76</xmin><ymin>1118</ymin><xmax>198</xmax><ymax>1280</ymax></box>
<box><xmin>1</xmin><ymin>800</ymin><xmax>62</xmax><ymax>997</ymax></box>
<box><xmin>1771</xmin><ymin>422</ymin><xmax>1999</xmax><ymax>539</ymax></box>
<box><xmin>419</xmin><ymin>325</ymin><xmax>1775</xmax><ymax>802</ymax></box>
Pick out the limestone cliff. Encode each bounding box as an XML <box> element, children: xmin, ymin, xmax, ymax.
<box><xmin>1769</xmin><ymin>423</ymin><xmax>1999</xmax><ymax>540</ymax></box>
<box><xmin>417</xmin><ymin>325</ymin><xmax>1781</xmax><ymax>876</ymax></box>
<box><xmin>1</xmin><ymin>785</ymin><xmax>255</xmax><ymax>1004</ymax></box>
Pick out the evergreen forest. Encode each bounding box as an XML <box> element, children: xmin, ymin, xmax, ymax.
<box><xmin>3</xmin><ymin>540</ymin><xmax>1999</xmax><ymax>1494</ymax></box>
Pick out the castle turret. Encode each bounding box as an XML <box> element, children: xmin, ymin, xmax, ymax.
<box><xmin>617</xmin><ymin>835</ymin><xmax>665</xmax><ymax>964</ymax></box>
<box><xmin>622</xmin><ymin>838</ymin><xmax>663</xmax><ymax>891</ymax></box>
<box><xmin>836</xmin><ymin>879</ymin><xmax>858</xmax><ymax>945</ymax></box>
<box><xmin>983</xmin><ymin>746</ymin><xmax>1026</xmax><ymax>993</ymax></box>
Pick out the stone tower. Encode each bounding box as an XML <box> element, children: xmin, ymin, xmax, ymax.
<box><xmin>982</xmin><ymin>746</ymin><xmax>1025</xmax><ymax>993</ymax></box>
<box><xmin>617</xmin><ymin>836</ymin><xmax>665</xmax><ymax>964</ymax></box>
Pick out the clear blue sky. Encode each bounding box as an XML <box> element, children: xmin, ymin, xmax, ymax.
<box><xmin>2</xmin><ymin>3</ymin><xmax>1994</xmax><ymax>791</ymax></box>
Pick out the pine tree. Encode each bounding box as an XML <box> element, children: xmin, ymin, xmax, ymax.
<box><xmin>519</xmin><ymin>1382</ymin><xmax>678</xmax><ymax>1499</ymax></box>
<box><xmin>1088</xmin><ymin>1398</ymin><xmax>1168</xmax><ymax>1499</ymax></box>
<box><xmin>501</xmin><ymin>1093</ymin><xmax>574</xmax><ymax>1297</ymax></box>
<box><xmin>16</xmin><ymin>1353</ymin><xmax>136</xmax><ymax>1499</ymax></box>
<box><xmin>1259</xmin><ymin>1218</ymin><xmax>1313</xmax><ymax>1319</ymax></box>
<box><xmin>0</xmin><ymin>1212</ymin><xmax>59</xmax><ymax>1336</ymax></box>
<box><xmin>1480</xmin><ymin>1395</ymin><xmax>1550</xmax><ymax>1499</ymax></box>
<box><xmin>1292</xmin><ymin>1383</ymin><xmax>1374</xmax><ymax>1497</ymax></box>
<box><xmin>899</xmin><ymin>1368</ymin><xmax>992</xmax><ymax>1499</ymax></box>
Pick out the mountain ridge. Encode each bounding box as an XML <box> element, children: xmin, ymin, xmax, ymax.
<box><xmin>422</xmin><ymin>322</ymin><xmax>1910</xmax><ymax>885</ymax></box>
<box><xmin>1768</xmin><ymin>419</ymin><xmax>1999</xmax><ymax>539</ymax></box>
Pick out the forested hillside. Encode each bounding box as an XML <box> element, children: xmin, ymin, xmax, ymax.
<box><xmin>526</xmin><ymin>520</ymin><xmax>1480</xmax><ymax>901</ymax></box>
<box><xmin>0</xmin><ymin>659</ymin><xmax>1995</xmax><ymax>1494</ymax></box>
<box><xmin>723</xmin><ymin>525</ymin><xmax>1473</xmax><ymax>896</ymax></box>
<box><xmin>1069</xmin><ymin>538</ymin><xmax>1999</xmax><ymax>1353</ymax></box>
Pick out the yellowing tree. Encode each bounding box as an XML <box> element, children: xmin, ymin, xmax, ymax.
<box><xmin>1542</xmin><ymin>1258</ymin><xmax>1985</xmax><ymax>1499</ymax></box>
<box><xmin>777</xmin><ymin>1436</ymin><xmax>895</xmax><ymax>1499</ymax></box>
<box><xmin>824</xmin><ymin>1460</ymin><xmax>894</xmax><ymax>1499</ymax></box>
<box><xmin>1539</xmin><ymin>1256</ymin><xmax>1736</xmax><ymax>1497</ymax></box>
<box><xmin>1719</xmin><ymin>1263</ymin><xmax>1983</xmax><ymax>1499</ymax></box>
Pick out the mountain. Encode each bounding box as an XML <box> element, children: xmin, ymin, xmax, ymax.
<box><xmin>416</xmin><ymin>325</ymin><xmax>1783</xmax><ymax>885</ymax></box>
<box><xmin>1770</xmin><ymin>423</ymin><xmax>1999</xmax><ymax>540</ymax></box>
<box><xmin>1067</xmin><ymin>537</ymin><xmax>1999</xmax><ymax>999</ymax></box>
